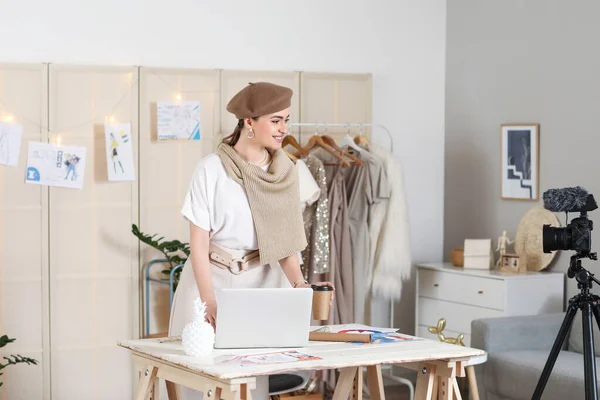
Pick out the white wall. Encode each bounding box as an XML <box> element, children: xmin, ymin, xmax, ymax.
<box><xmin>0</xmin><ymin>0</ymin><xmax>446</xmax><ymax>336</ymax></box>
<box><xmin>445</xmin><ymin>0</ymin><xmax>600</xmax><ymax>303</ymax></box>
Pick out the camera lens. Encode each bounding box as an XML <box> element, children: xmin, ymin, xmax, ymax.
<box><xmin>543</xmin><ymin>225</ymin><xmax>572</xmax><ymax>253</ymax></box>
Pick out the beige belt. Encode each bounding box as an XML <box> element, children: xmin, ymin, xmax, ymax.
<box><xmin>208</xmin><ymin>242</ymin><xmax>261</xmax><ymax>275</ymax></box>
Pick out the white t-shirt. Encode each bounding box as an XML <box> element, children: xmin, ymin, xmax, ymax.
<box><xmin>181</xmin><ymin>153</ymin><xmax>320</xmax><ymax>251</ymax></box>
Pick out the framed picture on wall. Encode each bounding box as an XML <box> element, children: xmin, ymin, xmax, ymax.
<box><xmin>501</xmin><ymin>123</ymin><xmax>539</xmax><ymax>200</ymax></box>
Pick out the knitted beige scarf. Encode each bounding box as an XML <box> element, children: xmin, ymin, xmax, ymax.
<box><xmin>217</xmin><ymin>143</ymin><xmax>307</xmax><ymax>265</ymax></box>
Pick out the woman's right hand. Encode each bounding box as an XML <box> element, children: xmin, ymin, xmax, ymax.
<box><xmin>204</xmin><ymin>300</ymin><xmax>217</xmax><ymax>331</ymax></box>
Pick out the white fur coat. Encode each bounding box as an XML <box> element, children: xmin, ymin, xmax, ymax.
<box><xmin>368</xmin><ymin>143</ymin><xmax>412</xmax><ymax>300</ymax></box>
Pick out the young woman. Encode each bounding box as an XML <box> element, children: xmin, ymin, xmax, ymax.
<box><xmin>168</xmin><ymin>82</ymin><xmax>334</xmax><ymax>400</ymax></box>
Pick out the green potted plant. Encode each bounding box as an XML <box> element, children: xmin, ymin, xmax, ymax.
<box><xmin>0</xmin><ymin>335</ymin><xmax>37</xmax><ymax>388</ymax></box>
<box><xmin>132</xmin><ymin>224</ymin><xmax>189</xmax><ymax>290</ymax></box>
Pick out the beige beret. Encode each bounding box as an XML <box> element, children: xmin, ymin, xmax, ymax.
<box><xmin>226</xmin><ymin>82</ymin><xmax>293</xmax><ymax>119</ymax></box>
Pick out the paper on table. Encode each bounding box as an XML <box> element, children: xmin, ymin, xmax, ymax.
<box><xmin>310</xmin><ymin>324</ymin><xmax>399</xmax><ymax>334</ymax></box>
<box><xmin>217</xmin><ymin>350</ymin><xmax>321</xmax><ymax>366</ymax></box>
<box><xmin>310</xmin><ymin>324</ymin><xmax>422</xmax><ymax>344</ymax></box>
<box><xmin>370</xmin><ymin>332</ymin><xmax>422</xmax><ymax>344</ymax></box>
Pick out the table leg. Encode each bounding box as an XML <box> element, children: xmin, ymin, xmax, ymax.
<box><xmin>241</xmin><ymin>383</ymin><xmax>253</xmax><ymax>400</ymax></box>
<box><xmin>332</xmin><ymin>367</ymin><xmax>358</xmax><ymax>400</ymax></box>
<box><xmin>131</xmin><ymin>353</ymin><xmax>256</xmax><ymax>400</ymax></box>
<box><xmin>151</xmin><ymin>379</ymin><xmax>160</xmax><ymax>400</ymax></box>
<box><xmin>166</xmin><ymin>381</ymin><xmax>181</xmax><ymax>400</ymax></box>
<box><xmin>437</xmin><ymin>377</ymin><xmax>459</xmax><ymax>400</ymax></box>
<box><xmin>366</xmin><ymin>365</ymin><xmax>386</xmax><ymax>400</ymax></box>
<box><xmin>353</xmin><ymin>366</ymin><xmax>363</xmax><ymax>400</ymax></box>
<box><xmin>414</xmin><ymin>365</ymin><xmax>436</xmax><ymax>400</ymax></box>
<box><xmin>466</xmin><ymin>366</ymin><xmax>479</xmax><ymax>400</ymax></box>
<box><xmin>135</xmin><ymin>366</ymin><xmax>158</xmax><ymax>400</ymax></box>
<box><xmin>451</xmin><ymin>378</ymin><xmax>462</xmax><ymax>400</ymax></box>
<box><xmin>413</xmin><ymin>362</ymin><xmax>463</xmax><ymax>400</ymax></box>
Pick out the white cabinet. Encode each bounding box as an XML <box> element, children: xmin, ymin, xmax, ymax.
<box><xmin>415</xmin><ymin>263</ymin><xmax>564</xmax><ymax>347</ymax></box>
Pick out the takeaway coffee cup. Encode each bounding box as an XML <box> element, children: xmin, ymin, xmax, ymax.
<box><xmin>311</xmin><ymin>284</ymin><xmax>333</xmax><ymax>320</ymax></box>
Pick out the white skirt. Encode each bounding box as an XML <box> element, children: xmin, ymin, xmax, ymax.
<box><xmin>166</xmin><ymin>247</ymin><xmax>290</xmax><ymax>400</ymax></box>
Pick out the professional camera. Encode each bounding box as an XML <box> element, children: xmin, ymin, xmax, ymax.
<box><xmin>534</xmin><ymin>186</ymin><xmax>600</xmax><ymax>400</ymax></box>
<box><xmin>542</xmin><ymin>187</ymin><xmax>598</xmax><ymax>256</ymax></box>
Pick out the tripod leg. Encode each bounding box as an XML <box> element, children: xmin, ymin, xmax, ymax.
<box><xmin>532</xmin><ymin>303</ymin><xmax>578</xmax><ymax>400</ymax></box>
<box><xmin>582</xmin><ymin>302</ymin><xmax>598</xmax><ymax>400</ymax></box>
<box><xmin>591</xmin><ymin>297</ymin><xmax>600</xmax><ymax>332</ymax></box>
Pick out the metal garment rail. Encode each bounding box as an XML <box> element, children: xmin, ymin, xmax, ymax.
<box><xmin>288</xmin><ymin>122</ymin><xmax>394</xmax><ymax>153</ymax></box>
<box><xmin>289</xmin><ymin>121</ymin><xmax>413</xmax><ymax>400</ymax></box>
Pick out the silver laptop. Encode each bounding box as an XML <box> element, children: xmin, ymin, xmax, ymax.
<box><xmin>214</xmin><ymin>288</ymin><xmax>313</xmax><ymax>349</ymax></box>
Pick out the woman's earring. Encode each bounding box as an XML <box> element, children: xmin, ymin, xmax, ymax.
<box><xmin>247</xmin><ymin>128</ymin><xmax>255</xmax><ymax>139</ymax></box>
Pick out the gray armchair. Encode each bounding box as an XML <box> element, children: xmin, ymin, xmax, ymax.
<box><xmin>471</xmin><ymin>313</ymin><xmax>600</xmax><ymax>400</ymax></box>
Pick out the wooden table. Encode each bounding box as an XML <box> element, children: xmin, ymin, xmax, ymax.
<box><xmin>118</xmin><ymin>334</ymin><xmax>486</xmax><ymax>400</ymax></box>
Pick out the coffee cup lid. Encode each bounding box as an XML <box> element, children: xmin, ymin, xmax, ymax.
<box><xmin>311</xmin><ymin>284</ymin><xmax>333</xmax><ymax>291</ymax></box>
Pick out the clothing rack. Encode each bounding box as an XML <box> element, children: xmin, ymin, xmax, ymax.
<box><xmin>289</xmin><ymin>121</ymin><xmax>398</xmax><ymax>328</ymax></box>
<box><xmin>289</xmin><ymin>122</ymin><xmax>413</xmax><ymax>400</ymax></box>
<box><xmin>288</xmin><ymin>122</ymin><xmax>394</xmax><ymax>152</ymax></box>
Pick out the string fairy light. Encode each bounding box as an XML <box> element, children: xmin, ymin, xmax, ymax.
<box><xmin>0</xmin><ymin>74</ymin><xmax>140</xmax><ymax>136</ymax></box>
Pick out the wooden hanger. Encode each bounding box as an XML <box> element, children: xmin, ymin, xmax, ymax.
<box><xmin>353</xmin><ymin>124</ymin><xmax>371</xmax><ymax>150</ymax></box>
<box><xmin>282</xmin><ymin>135</ymin><xmax>309</xmax><ymax>157</ymax></box>
<box><xmin>296</xmin><ymin>134</ymin><xmax>351</xmax><ymax>166</ymax></box>
<box><xmin>354</xmin><ymin>134</ymin><xmax>370</xmax><ymax>149</ymax></box>
<box><xmin>283</xmin><ymin>149</ymin><xmax>298</xmax><ymax>161</ymax></box>
<box><xmin>321</xmin><ymin>135</ymin><xmax>364</xmax><ymax>166</ymax></box>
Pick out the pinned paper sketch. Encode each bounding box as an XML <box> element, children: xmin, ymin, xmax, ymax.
<box><xmin>0</xmin><ymin>122</ymin><xmax>23</xmax><ymax>167</ymax></box>
<box><xmin>105</xmin><ymin>123</ymin><xmax>135</xmax><ymax>181</ymax></box>
<box><xmin>157</xmin><ymin>101</ymin><xmax>201</xmax><ymax>141</ymax></box>
<box><xmin>25</xmin><ymin>142</ymin><xmax>86</xmax><ymax>189</ymax></box>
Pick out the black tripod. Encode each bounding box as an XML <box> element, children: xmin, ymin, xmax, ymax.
<box><xmin>533</xmin><ymin>253</ymin><xmax>600</xmax><ymax>400</ymax></box>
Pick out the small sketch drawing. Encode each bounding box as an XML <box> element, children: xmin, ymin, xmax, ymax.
<box><xmin>104</xmin><ymin>123</ymin><xmax>135</xmax><ymax>181</ymax></box>
<box><xmin>0</xmin><ymin>122</ymin><xmax>23</xmax><ymax>167</ymax></box>
<box><xmin>110</xmin><ymin>132</ymin><xmax>125</xmax><ymax>174</ymax></box>
<box><xmin>26</xmin><ymin>142</ymin><xmax>86</xmax><ymax>189</ymax></box>
<box><xmin>157</xmin><ymin>101</ymin><xmax>201</xmax><ymax>141</ymax></box>
<box><xmin>0</xmin><ymin>129</ymin><xmax>9</xmax><ymax>164</ymax></box>
<box><xmin>64</xmin><ymin>153</ymin><xmax>81</xmax><ymax>181</ymax></box>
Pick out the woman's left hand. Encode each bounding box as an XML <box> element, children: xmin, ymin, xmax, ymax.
<box><xmin>296</xmin><ymin>281</ymin><xmax>335</xmax><ymax>305</ymax></box>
